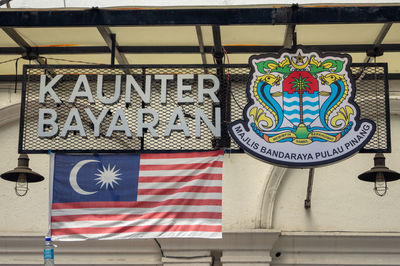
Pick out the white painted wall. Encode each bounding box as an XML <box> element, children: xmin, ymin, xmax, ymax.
<box><xmin>0</xmin><ymin>119</ymin><xmax>49</xmax><ymax>235</ymax></box>
<box><xmin>222</xmin><ymin>153</ymin><xmax>273</xmax><ymax>230</ymax></box>
<box><xmin>273</xmin><ymin>114</ymin><xmax>400</xmax><ymax>232</ymax></box>
<box><xmin>0</xmin><ymin>84</ymin><xmax>20</xmax><ymax>109</ymax></box>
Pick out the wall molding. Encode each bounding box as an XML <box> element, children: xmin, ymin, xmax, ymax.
<box><xmin>257</xmin><ymin>166</ymin><xmax>287</xmax><ymax>229</ymax></box>
<box><xmin>272</xmin><ymin>232</ymin><xmax>400</xmax><ymax>265</ymax></box>
<box><xmin>0</xmin><ymin>231</ymin><xmax>280</xmax><ymax>265</ymax></box>
<box><xmin>0</xmin><ymin>103</ymin><xmax>20</xmax><ymax>128</ymax></box>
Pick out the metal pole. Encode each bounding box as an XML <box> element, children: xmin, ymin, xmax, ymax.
<box><xmin>195</xmin><ymin>25</ymin><xmax>208</xmax><ymax>73</ymax></box>
<box><xmin>212</xmin><ymin>25</ymin><xmax>230</xmax><ymax>148</ymax></box>
<box><xmin>110</xmin><ymin>33</ymin><xmax>116</xmax><ymax>66</ymax></box>
<box><xmin>304</xmin><ymin>168</ymin><xmax>315</xmax><ymax>209</ymax></box>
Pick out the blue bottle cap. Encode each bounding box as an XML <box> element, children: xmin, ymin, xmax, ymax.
<box><xmin>45</xmin><ymin>237</ymin><xmax>51</xmax><ymax>241</ymax></box>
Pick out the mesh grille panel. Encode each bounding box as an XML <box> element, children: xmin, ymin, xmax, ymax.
<box><xmin>21</xmin><ymin>66</ymin><xmax>223</xmax><ymax>153</ymax></box>
<box><xmin>352</xmin><ymin>64</ymin><xmax>390</xmax><ymax>153</ymax></box>
<box><xmin>20</xmin><ymin>64</ymin><xmax>390</xmax><ymax>153</ymax></box>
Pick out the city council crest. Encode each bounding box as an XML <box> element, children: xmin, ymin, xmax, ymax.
<box><xmin>229</xmin><ymin>48</ymin><xmax>376</xmax><ymax>167</ymax></box>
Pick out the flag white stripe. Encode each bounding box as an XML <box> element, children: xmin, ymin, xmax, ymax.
<box><xmin>285</xmin><ymin>113</ymin><xmax>319</xmax><ymax>119</ymax></box>
<box><xmin>282</xmin><ymin>97</ymin><xmax>299</xmax><ymax>103</ymax></box>
<box><xmin>140</xmin><ymin>156</ymin><xmax>223</xmax><ymax>165</ymax></box>
<box><xmin>139</xmin><ymin>167</ymin><xmax>222</xmax><ymax>177</ymax></box>
<box><xmin>137</xmin><ymin>192</ymin><xmax>222</xmax><ymax>201</ymax></box>
<box><xmin>52</xmin><ymin>218</ymin><xmax>221</xmax><ymax>229</ymax></box>
<box><xmin>303</xmin><ymin>113</ymin><xmax>319</xmax><ymax>119</ymax></box>
<box><xmin>285</xmin><ymin>113</ymin><xmax>300</xmax><ymax>119</ymax></box>
<box><xmin>303</xmin><ymin>105</ymin><xmax>319</xmax><ymax>111</ymax></box>
<box><xmin>302</xmin><ymin>105</ymin><xmax>319</xmax><ymax>111</ymax></box>
<box><xmin>284</xmin><ymin>105</ymin><xmax>319</xmax><ymax>112</ymax></box>
<box><xmin>302</xmin><ymin>96</ymin><xmax>319</xmax><ymax>102</ymax></box>
<box><xmin>52</xmin><ymin>205</ymin><xmax>221</xmax><ymax>216</ymax></box>
<box><xmin>283</xmin><ymin>96</ymin><xmax>318</xmax><ymax>102</ymax></box>
<box><xmin>284</xmin><ymin>105</ymin><xmax>300</xmax><ymax>111</ymax></box>
<box><xmin>138</xmin><ymin>179</ymin><xmax>221</xmax><ymax>189</ymax></box>
<box><xmin>52</xmin><ymin>231</ymin><xmax>222</xmax><ymax>241</ymax></box>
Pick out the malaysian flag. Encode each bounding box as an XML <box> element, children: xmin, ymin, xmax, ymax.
<box><xmin>50</xmin><ymin>150</ymin><xmax>224</xmax><ymax>241</ymax></box>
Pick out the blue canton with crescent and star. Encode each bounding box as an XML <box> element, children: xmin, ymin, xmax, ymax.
<box><xmin>52</xmin><ymin>154</ymin><xmax>140</xmax><ymax>203</ymax></box>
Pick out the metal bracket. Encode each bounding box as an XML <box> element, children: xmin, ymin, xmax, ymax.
<box><xmin>304</xmin><ymin>168</ymin><xmax>315</xmax><ymax>209</ymax></box>
<box><xmin>21</xmin><ymin>51</ymin><xmax>39</xmax><ymax>60</ymax></box>
<box><xmin>212</xmin><ymin>25</ymin><xmax>224</xmax><ymax>64</ymax></box>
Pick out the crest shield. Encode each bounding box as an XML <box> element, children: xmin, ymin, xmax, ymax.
<box><xmin>229</xmin><ymin>48</ymin><xmax>376</xmax><ymax>167</ymax></box>
<box><xmin>283</xmin><ymin>71</ymin><xmax>319</xmax><ymax>127</ymax></box>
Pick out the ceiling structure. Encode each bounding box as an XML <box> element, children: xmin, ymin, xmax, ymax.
<box><xmin>0</xmin><ymin>5</ymin><xmax>400</xmax><ymax>81</ymax></box>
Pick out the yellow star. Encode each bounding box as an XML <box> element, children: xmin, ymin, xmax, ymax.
<box><xmin>295</xmin><ymin>54</ymin><xmax>305</xmax><ymax>64</ymax></box>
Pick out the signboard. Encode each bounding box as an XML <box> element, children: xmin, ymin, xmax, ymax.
<box><xmin>37</xmin><ymin>74</ymin><xmax>220</xmax><ymax>139</ymax></box>
<box><xmin>20</xmin><ymin>66</ymin><xmax>227</xmax><ymax>153</ymax></box>
<box><xmin>20</xmin><ymin>63</ymin><xmax>389</xmax><ymax>157</ymax></box>
<box><xmin>229</xmin><ymin>48</ymin><xmax>376</xmax><ymax>167</ymax></box>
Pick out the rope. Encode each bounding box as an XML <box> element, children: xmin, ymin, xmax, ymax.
<box><xmin>0</xmin><ymin>57</ymin><xmax>20</xmax><ymax>65</ymax></box>
<box><xmin>43</xmin><ymin>57</ymin><xmax>103</xmax><ymax>65</ymax></box>
<box><xmin>223</xmin><ymin>47</ymin><xmax>242</xmax><ymax>110</ymax></box>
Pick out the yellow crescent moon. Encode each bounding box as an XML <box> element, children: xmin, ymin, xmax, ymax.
<box><xmin>291</xmin><ymin>57</ymin><xmax>310</xmax><ymax>70</ymax></box>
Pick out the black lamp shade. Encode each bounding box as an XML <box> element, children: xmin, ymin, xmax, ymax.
<box><xmin>358</xmin><ymin>153</ymin><xmax>400</xmax><ymax>183</ymax></box>
<box><xmin>1</xmin><ymin>168</ymin><xmax>44</xmax><ymax>183</ymax></box>
<box><xmin>358</xmin><ymin>167</ymin><xmax>400</xmax><ymax>182</ymax></box>
<box><xmin>0</xmin><ymin>154</ymin><xmax>44</xmax><ymax>183</ymax></box>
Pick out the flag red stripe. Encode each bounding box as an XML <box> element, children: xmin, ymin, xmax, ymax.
<box><xmin>137</xmin><ymin>186</ymin><xmax>222</xmax><ymax>195</ymax></box>
<box><xmin>138</xmin><ymin>174</ymin><xmax>222</xmax><ymax>182</ymax></box>
<box><xmin>52</xmin><ymin>224</ymin><xmax>222</xmax><ymax>236</ymax></box>
<box><xmin>52</xmin><ymin>199</ymin><xmax>222</xmax><ymax>209</ymax></box>
<box><xmin>139</xmin><ymin>160</ymin><xmax>223</xmax><ymax>171</ymax></box>
<box><xmin>140</xmin><ymin>150</ymin><xmax>224</xmax><ymax>159</ymax></box>
<box><xmin>52</xmin><ymin>212</ymin><xmax>222</xmax><ymax>222</ymax></box>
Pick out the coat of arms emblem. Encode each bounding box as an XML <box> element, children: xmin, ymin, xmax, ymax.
<box><xmin>229</xmin><ymin>48</ymin><xmax>376</xmax><ymax>167</ymax></box>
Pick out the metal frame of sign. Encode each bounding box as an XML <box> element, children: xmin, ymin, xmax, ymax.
<box><xmin>18</xmin><ymin>63</ymin><xmax>390</xmax><ymax>154</ymax></box>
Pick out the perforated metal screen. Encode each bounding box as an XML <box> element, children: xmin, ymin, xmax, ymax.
<box><xmin>227</xmin><ymin>63</ymin><xmax>391</xmax><ymax>153</ymax></box>
<box><xmin>352</xmin><ymin>64</ymin><xmax>390</xmax><ymax>153</ymax></box>
<box><xmin>19</xmin><ymin>64</ymin><xmax>390</xmax><ymax>153</ymax></box>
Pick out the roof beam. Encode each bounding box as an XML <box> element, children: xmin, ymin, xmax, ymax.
<box><xmin>283</xmin><ymin>4</ymin><xmax>298</xmax><ymax>49</ymax></box>
<box><xmin>2</xmin><ymin>27</ymin><xmax>30</xmax><ymax>50</ymax></box>
<box><xmin>195</xmin><ymin>25</ymin><xmax>208</xmax><ymax>69</ymax></box>
<box><xmin>364</xmin><ymin>23</ymin><xmax>393</xmax><ymax>63</ymax></box>
<box><xmin>4</xmin><ymin>44</ymin><xmax>400</xmax><ymax>55</ymax></box>
<box><xmin>374</xmin><ymin>23</ymin><xmax>393</xmax><ymax>45</ymax></box>
<box><xmin>0</xmin><ymin>0</ymin><xmax>12</xmax><ymax>7</ymax></box>
<box><xmin>1</xmin><ymin>6</ymin><xmax>400</xmax><ymax>27</ymax></box>
<box><xmin>3</xmin><ymin>73</ymin><xmax>400</xmax><ymax>82</ymax></box>
<box><xmin>212</xmin><ymin>25</ymin><xmax>224</xmax><ymax>64</ymax></box>
<box><xmin>283</xmin><ymin>24</ymin><xmax>296</xmax><ymax>49</ymax></box>
<box><xmin>97</xmin><ymin>26</ymin><xmax>130</xmax><ymax>65</ymax></box>
<box><xmin>2</xmin><ymin>27</ymin><xmax>48</xmax><ymax>66</ymax></box>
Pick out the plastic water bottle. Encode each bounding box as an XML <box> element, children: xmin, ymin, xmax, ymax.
<box><xmin>43</xmin><ymin>237</ymin><xmax>54</xmax><ymax>266</ymax></box>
